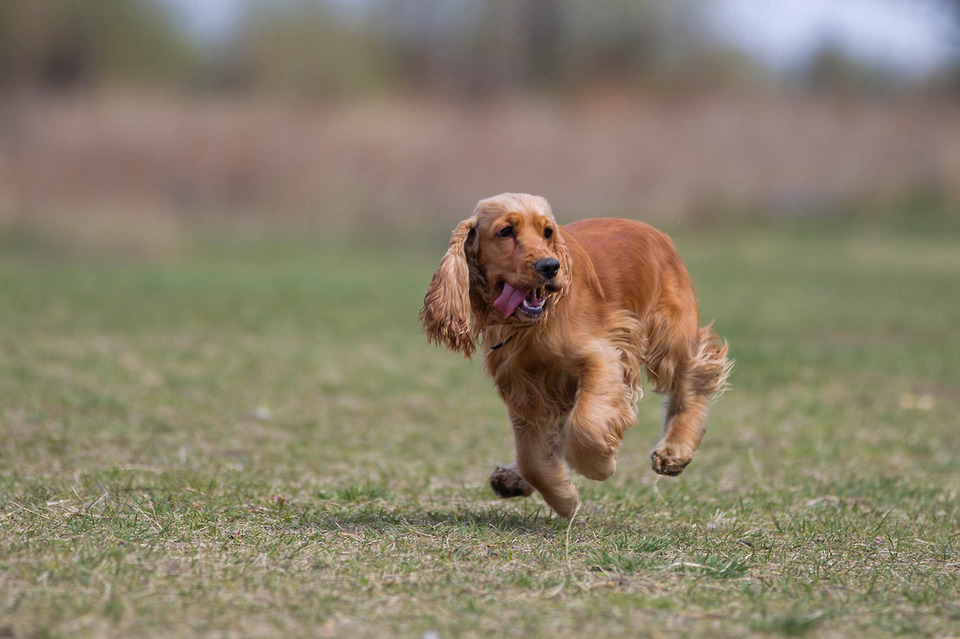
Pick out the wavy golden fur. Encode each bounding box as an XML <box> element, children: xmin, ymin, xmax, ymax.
<box><xmin>420</xmin><ymin>193</ymin><xmax>732</xmax><ymax>518</ymax></box>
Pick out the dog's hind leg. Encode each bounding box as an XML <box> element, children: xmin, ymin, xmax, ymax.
<box><xmin>649</xmin><ymin>371</ymin><xmax>709</xmax><ymax>476</ymax></box>
<box><xmin>489</xmin><ymin>462</ymin><xmax>535</xmax><ymax>499</ymax></box>
<box><xmin>649</xmin><ymin>325</ymin><xmax>731</xmax><ymax>476</ymax></box>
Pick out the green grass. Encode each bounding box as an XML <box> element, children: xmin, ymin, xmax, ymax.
<box><xmin>1</xmin><ymin>208</ymin><xmax>959</xmax><ymax>638</ymax></box>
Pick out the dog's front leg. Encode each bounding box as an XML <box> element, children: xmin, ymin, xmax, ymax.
<box><xmin>562</xmin><ymin>341</ymin><xmax>634</xmax><ymax>482</ymax></box>
<box><xmin>507</xmin><ymin>418</ymin><xmax>580</xmax><ymax>519</ymax></box>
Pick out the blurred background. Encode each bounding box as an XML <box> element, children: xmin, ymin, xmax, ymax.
<box><xmin>0</xmin><ymin>0</ymin><xmax>958</xmax><ymax>252</ymax></box>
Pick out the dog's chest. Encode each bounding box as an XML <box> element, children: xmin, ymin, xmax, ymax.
<box><xmin>484</xmin><ymin>348</ymin><xmax>580</xmax><ymax>425</ymax></box>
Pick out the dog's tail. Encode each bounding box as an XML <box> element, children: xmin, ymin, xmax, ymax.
<box><xmin>690</xmin><ymin>323</ymin><xmax>733</xmax><ymax>399</ymax></box>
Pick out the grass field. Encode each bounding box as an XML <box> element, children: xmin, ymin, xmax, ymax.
<box><xmin>1</xmin><ymin>205</ymin><xmax>959</xmax><ymax>638</ymax></box>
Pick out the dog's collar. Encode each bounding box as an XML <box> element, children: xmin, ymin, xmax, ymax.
<box><xmin>489</xmin><ymin>331</ymin><xmax>519</xmax><ymax>351</ymax></box>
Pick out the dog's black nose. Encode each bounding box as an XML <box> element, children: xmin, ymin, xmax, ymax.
<box><xmin>535</xmin><ymin>258</ymin><xmax>560</xmax><ymax>280</ymax></box>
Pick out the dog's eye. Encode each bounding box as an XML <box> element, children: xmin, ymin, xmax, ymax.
<box><xmin>497</xmin><ymin>226</ymin><xmax>514</xmax><ymax>238</ymax></box>
<box><xmin>543</xmin><ymin>227</ymin><xmax>553</xmax><ymax>239</ymax></box>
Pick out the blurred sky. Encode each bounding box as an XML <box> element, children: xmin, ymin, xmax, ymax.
<box><xmin>161</xmin><ymin>0</ymin><xmax>958</xmax><ymax>77</ymax></box>
<box><xmin>708</xmin><ymin>0</ymin><xmax>956</xmax><ymax>75</ymax></box>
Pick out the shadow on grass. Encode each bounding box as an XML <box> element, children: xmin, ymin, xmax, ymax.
<box><xmin>295</xmin><ymin>503</ymin><xmax>563</xmax><ymax>536</ymax></box>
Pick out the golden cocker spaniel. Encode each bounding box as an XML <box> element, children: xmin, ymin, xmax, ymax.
<box><xmin>420</xmin><ymin>193</ymin><xmax>731</xmax><ymax>518</ymax></box>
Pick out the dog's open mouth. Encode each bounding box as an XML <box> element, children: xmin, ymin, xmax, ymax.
<box><xmin>494</xmin><ymin>282</ymin><xmax>545</xmax><ymax>318</ymax></box>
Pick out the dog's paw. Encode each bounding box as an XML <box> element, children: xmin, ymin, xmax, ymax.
<box><xmin>490</xmin><ymin>464</ymin><xmax>535</xmax><ymax>499</ymax></box>
<box><xmin>650</xmin><ymin>442</ymin><xmax>694</xmax><ymax>476</ymax></box>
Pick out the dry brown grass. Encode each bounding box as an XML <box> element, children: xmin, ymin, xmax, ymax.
<box><xmin>1</xmin><ymin>89</ymin><xmax>958</xmax><ymax>241</ymax></box>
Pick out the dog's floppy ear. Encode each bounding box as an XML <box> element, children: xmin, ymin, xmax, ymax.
<box><xmin>420</xmin><ymin>217</ymin><xmax>479</xmax><ymax>357</ymax></box>
<box><xmin>553</xmin><ymin>224</ymin><xmax>602</xmax><ymax>303</ymax></box>
<box><xmin>553</xmin><ymin>224</ymin><xmax>572</xmax><ymax>291</ymax></box>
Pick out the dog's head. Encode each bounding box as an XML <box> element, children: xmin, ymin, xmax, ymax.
<box><xmin>420</xmin><ymin>193</ymin><xmax>570</xmax><ymax>356</ymax></box>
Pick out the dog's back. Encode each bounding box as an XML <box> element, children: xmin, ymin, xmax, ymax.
<box><xmin>562</xmin><ymin>218</ymin><xmax>695</xmax><ymax>323</ymax></box>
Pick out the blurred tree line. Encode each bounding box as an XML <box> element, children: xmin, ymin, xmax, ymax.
<box><xmin>0</xmin><ymin>0</ymin><xmax>196</xmax><ymax>89</ymax></box>
<box><xmin>0</xmin><ymin>0</ymin><xmax>954</xmax><ymax>96</ymax></box>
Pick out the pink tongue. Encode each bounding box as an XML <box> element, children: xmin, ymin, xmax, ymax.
<box><xmin>493</xmin><ymin>283</ymin><xmax>528</xmax><ymax>318</ymax></box>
